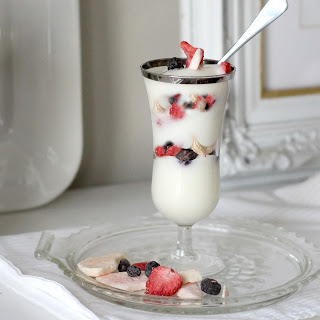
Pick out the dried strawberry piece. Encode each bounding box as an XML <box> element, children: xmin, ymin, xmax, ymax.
<box><xmin>146</xmin><ymin>266</ymin><xmax>183</xmax><ymax>296</ymax></box>
<box><xmin>169</xmin><ymin>102</ymin><xmax>185</xmax><ymax>119</ymax></box>
<box><xmin>165</xmin><ymin>145</ymin><xmax>182</xmax><ymax>157</ymax></box>
<box><xmin>204</xmin><ymin>95</ymin><xmax>216</xmax><ymax>110</ymax></box>
<box><xmin>221</xmin><ymin>62</ymin><xmax>231</xmax><ymax>74</ymax></box>
<box><xmin>192</xmin><ymin>95</ymin><xmax>216</xmax><ymax>111</ymax></box>
<box><xmin>180</xmin><ymin>41</ymin><xmax>204</xmax><ymax>68</ymax></box>
<box><xmin>154</xmin><ymin>146</ymin><xmax>165</xmax><ymax>157</ymax></box>
<box><xmin>132</xmin><ymin>262</ymin><xmax>148</xmax><ymax>271</ymax></box>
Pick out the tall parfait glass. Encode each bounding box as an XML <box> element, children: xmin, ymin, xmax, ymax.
<box><xmin>141</xmin><ymin>58</ymin><xmax>235</xmax><ymax>275</ymax></box>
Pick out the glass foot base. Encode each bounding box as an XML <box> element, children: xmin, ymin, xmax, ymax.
<box><xmin>157</xmin><ymin>250</ymin><xmax>225</xmax><ymax>276</ymax></box>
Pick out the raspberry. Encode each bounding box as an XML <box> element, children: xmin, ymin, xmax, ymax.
<box><xmin>146</xmin><ymin>266</ymin><xmax>183</xmax><ymax>296</ymax></box>
<box><xmin>154</xmin><ymin>146</ymin><xmax>165</xmax><ymax>157</ymax></box>
<box><xmin>132</xmin><ymin>262</ymin><xmax>148</xmax><ymax>271</ymax></box>
<box><xmin>200</xmin><ymin>278</ymin><xmax>221</xmax><ymax>295</ymax></box>
<box><xmin>165</xmin><ymin>145</ymin><xmax>182</xmax><ymax>157</ymax></box>
<box><xmin>180</xmin><ymin>41</ymin><xmax>204</xmax><ymax>68</ymax></box>
<box><xmin>221</xmin><ymin>62</ymin><xmax>231</xmax><ymax>74</ymax></box>
<box><xmin>169</xmin><ymin>102</ymin><xmax>185</xmax><ymax>119</ymax></box>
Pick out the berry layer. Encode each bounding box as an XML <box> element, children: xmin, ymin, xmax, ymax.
<box><xmin>144</xmin><ymin>78</ymin><xmax>229</xmax><ymax>149</ymax></box>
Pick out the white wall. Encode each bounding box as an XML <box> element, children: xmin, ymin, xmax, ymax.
<box><xmin>73</xmin><ymin>0</ymin><xmax>180</xmax><ymax>187</ymax></box>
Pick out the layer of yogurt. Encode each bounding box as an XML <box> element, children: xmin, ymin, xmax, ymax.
<box><xmin>152</xmin><ymin>156</ymin><xmax>220</xmax><ymax>226</ymax></box>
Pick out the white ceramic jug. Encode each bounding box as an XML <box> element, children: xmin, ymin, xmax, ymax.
<box><xmin>0</xmin><ymin>0</ymin><xmax>82</xmax><ymax>212</ymax></box>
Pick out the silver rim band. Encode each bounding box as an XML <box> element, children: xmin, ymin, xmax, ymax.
<box><xmin>140</xmin><ymin>58</ymin><xmax>236</xmax><ymax>84</ymax></box>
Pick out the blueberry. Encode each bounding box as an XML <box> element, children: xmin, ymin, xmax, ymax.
<box><xmin>168</xmin><ymin>94</ymin><xmax>181</xmax><ymax>105</ymax></box>
<box><xmin>168</xmin><ymin>96</ymin><xmax>178</xmax><ymax>104</ymax></box>
<box><xmin>205</xmin><ymin>103</ymin><xmax>210</xmax><ymax>110</ymax></box>
<box><xmin>183</xmin><ymin>101</ymin><xmax>194</xmax><ymax>109</ymax></box>
<box><xmin>169</xmin><ymin>97</ymin><xmax>176</xmax><ymax>105</ymax></box>
<box><xmin>145</xmin><ymin>261</ymin><xmax>160</xmax><ymax>277</ymax></box>
<box><xmin>167</xmin><ymin>57</ymin><xmax>184</xmax><ymax>70</ymax></box>
<box><xmin>202</xmin><ymin>94</ymin><xmax>208</xmax><ymax>98</ymax></box>
<box><xmin>118</xmin><ymin>258</ymin><xmax>130</xmax><ymax>272</ymax></box>
<box><xmin>163</xmin><ymin>141</ymin><xmax>173</xmax><ymax>152</ymax></box>
<box><xmin>200</xmin><ymin>278</ymin><xmax>221</xmax><ymax>295</ymax></box>
<box><xmin>176</xmin><ymin>149</ymin><xmax>198</xmax><ymax>162</ymax></box>
<box><xmin>127</xmin><ymin>265</ymin><xmax>141</xmax><ymax>277</ymax></box>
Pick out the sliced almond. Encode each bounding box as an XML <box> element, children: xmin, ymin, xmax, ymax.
<box><xmin>197</xmin><ymin>100</ymin><xmax>207</xmax><ymax>111</ymax></box>
<box><xmin>153</xmin><ymin>100</ymin><xmax>166</xmax><ymax>113</ymax></box>
<box><xmin>190</xmin><ymin>93</ymin><xmax>198</xmax><ymax>103</ymax></box>
<box><xmin>191</xmin><ymin>137</ymin><xmax>216</xmax><ymax>156</ymax></box>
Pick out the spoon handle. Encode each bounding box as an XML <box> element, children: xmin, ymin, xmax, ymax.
<box><xmin>218</xmin><ymin>0</ymin><xmax>288</xmax><ymax>64</ymax></box>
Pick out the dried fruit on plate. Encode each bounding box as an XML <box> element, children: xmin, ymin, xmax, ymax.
<box><xmin>146</xmin><ymin>266</ymin><xmax>183</xmax><ymax>296</ymax></box>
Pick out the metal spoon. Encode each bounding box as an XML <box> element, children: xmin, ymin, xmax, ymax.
<box><xmin>218</xmin><ymin>0</ymin><xmax>288</xmax><ymax>64</ymax></box>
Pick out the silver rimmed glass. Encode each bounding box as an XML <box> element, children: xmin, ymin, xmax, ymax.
<box><xmin>141</xmin><ymin>59</ymin><xmax>235</xmax><ymax>274</ymax></box>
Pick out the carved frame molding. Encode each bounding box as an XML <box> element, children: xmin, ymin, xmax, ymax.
<box><xmin>179</xmin><ymin>0</ymin><xmax>320</xmax><ymax>185</ymax></box>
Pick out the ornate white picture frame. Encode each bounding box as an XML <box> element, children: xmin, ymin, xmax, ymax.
<box><xmin>180</xmin><ymin>0</ymin><xmax>320</xmax><ymax>187</ymax></box>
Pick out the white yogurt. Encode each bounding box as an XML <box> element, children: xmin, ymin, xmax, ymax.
<box><xmin>144</xmin><ymin>64</ymin><xmax>230</xmax><ymax>226</ymax></box>
<box><xmin>152</xmin><ymin>156</ymin><xmax>220</xmax><ymax>226</ymax></box>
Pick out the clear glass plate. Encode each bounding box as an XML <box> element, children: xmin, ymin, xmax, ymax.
<box><xmin>35</xmin><ymin>218</ymin><xmax>320</xmax><ymax>315</ymax></box>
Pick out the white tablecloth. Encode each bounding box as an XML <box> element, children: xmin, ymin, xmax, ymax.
<box><xmin>1</xmin><ymin>176</ymin><xmax>320</xmax><ymax>320</ymax></box>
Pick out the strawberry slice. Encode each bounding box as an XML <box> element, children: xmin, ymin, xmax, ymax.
<box><xmin>146</xmin><ymin>266</ymin><xmax>183</xmax><ymax>296</ymax></box>
<box><xmin>180</xmin><ymin>41</ymin><xmax>204</xmax><ymax>68</ymax></box>
<box><xmin>169</xmin><ymin>102</ymin><xmax>185</xmax><ymax>119</ymax></box>
<box><xmin>221</xmin><ymin>62</ymin><xmax>231</xmax><ymax>74</ymax></box>
<box><xmin>132</xmin><ymin>262</ymin><xmax>148</xmax><ymax>271</ymax></box>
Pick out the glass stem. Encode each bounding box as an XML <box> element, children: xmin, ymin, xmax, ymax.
<box><xmin>175</xmin><ymin>226</ymin><xmax>196</xmax><ymax>259</ymax></box>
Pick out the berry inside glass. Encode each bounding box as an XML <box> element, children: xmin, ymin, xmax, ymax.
<box><xmin>140</xmin><ymin>42</ymin><xmax>235</xmax><ymax>275</ymax></box>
